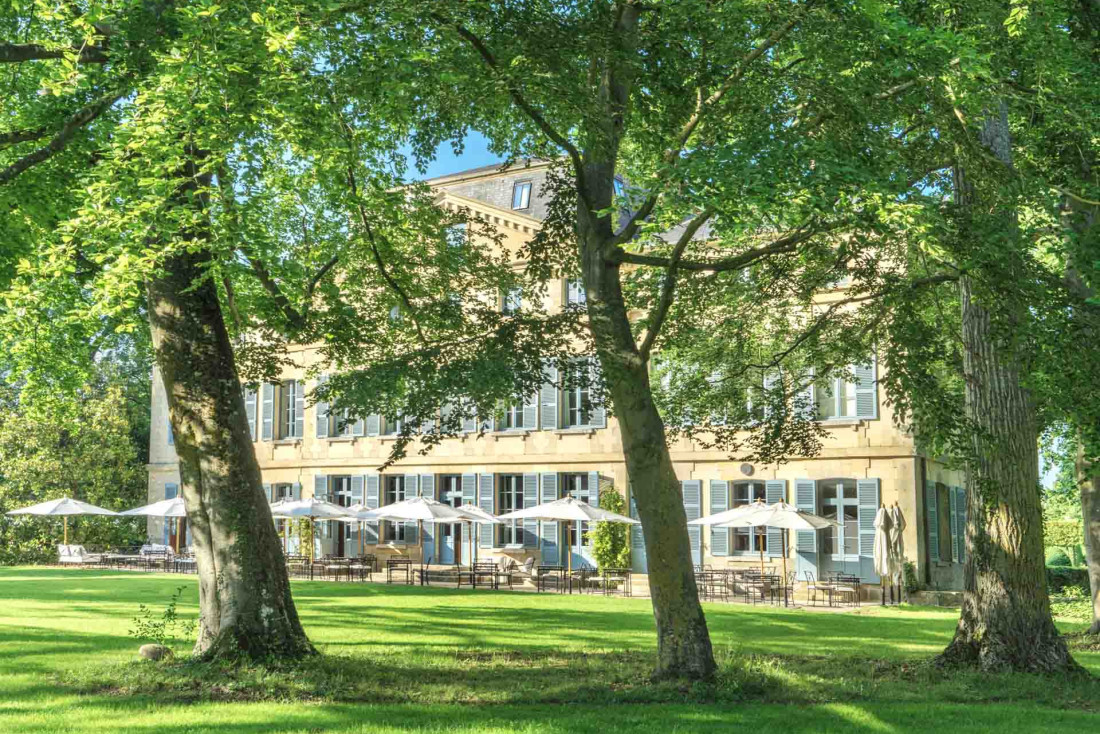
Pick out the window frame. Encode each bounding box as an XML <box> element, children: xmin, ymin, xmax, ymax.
<box><xmin>818</xmin><ymin>478</ymin><xmax>860</xmax><ymax>562</ymax></box>
<box><xmin>382</xmin><ymin>475</ymin><xmax>408</xmax><ymax>543</ymax></box>
<box><xmin>497</xmin><ymin>474</ymin><xmax>524</xmax><ymax>545</ymax></box>
<box><xmin>502</xmin><ymin>287</ymin><xmax>522</xmax><ymax>315</ymax></box>
<box><xmin>277</xmin><ymin>380</ymin><xmax>300</xmax><ymax>440</ymax></box>
<box><xmin>561</xmin><ymin>473</ymin><xmax>592</xmax><ymax>548</ymax></box>
<box><xmin>730</xmin><ymin>481</ymin><xmax>768</xmax><ymax>554</ymax></box>
<box><xmin>565</xmin><ymin>278</ymin><xmax>586</xmax><ymax>306</ymax></box>
<box><xmin>511</xmin><ymin>180</ymin><xmax>532</xmax><ymax>210</ymax></box>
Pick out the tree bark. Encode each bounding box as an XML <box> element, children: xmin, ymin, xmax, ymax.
<box><xmin>939</xmin><ymin>107</ymin><xmax>1078</xmax><ymax>672</ymax></box>
<box><xmin>146</xmin><ymin>161</ymin><xmax>314</xmax><ymax>661</ymax></box>
<box><xmin>1078</xmin><ymin>442</ymin><xmax>1100</xmax><ymax>634</ymax></box>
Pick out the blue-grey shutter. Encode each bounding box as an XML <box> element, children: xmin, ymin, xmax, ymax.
<box><xmin>404</xmin><ymin>474</ymin><xmax>419</xmax><ymax>543</ymax></box>
<box><xmin>166</xmin><ymin>415</ymin><xmax>174</xmax><ymax>446</ymax></box>
<box><xmin>293</xmin><ymin>380</ymin><xmax>305</xmax><ymax>438</ymax></box>
<box><xmin>854</xmin><ymin>358</ymin><xmax>877</xmax><ymax>419</ymax></box>
<box><xmin>589</xmin><ymin>359</ymin><xmax>607</xmax><ymax>428</ymax></box>
<box><xmin>950</xmin><ymin>486</ymin><xmax>962</xmax><ymax>564</ymax></box>
<box><xmin>420</xmin><ymin>474</ymin><xmax>435</xmax><ymax>560</ymax></box>
<box><xmin>765</xmin><ymin>480</ymin><xmax>786</xmax><ymax>556</ymax></box>
<box><xmin>166</xmin><ymin>482</ymin><xmax>179</xmax><ymax>500</ymax></box>
<box><xmin>799</xmin><ymin>369</ymin><xmax>816</xmax><ymax>421</ymax></box>
<box><xmin>957</xmin><ymin>486</ymin><xmax>967</xmax><ymax>564</ymax></box>
<box><xmin>365</xmin><ymin>475</ymin><xmax>380</xmax><ymax>543</ymax></box>
<box><xmin>262</xmin><ymin>483</ymin><xmax>271</xmax><ymax>502</ymax></box>
<box><xmin>523</xmin><ymin>473</ymin><xmax>539</xmax><ymax>547</ymax></box>
<box><xmin>681</xmin><ymin>480</ymin><xmax>702</xmax><ymax>567</ymax></box>
<box><xmin>366</xmin><ymin>414</ymin><xmax>380</xmax><ymax>436</ymax></box>
<box><xmin>522</xmin><ymin>392</ymin><xmax>538</xmax><ymax>430</ymax></box>
<box><xmin>540</xmin><ymin>362</ymin><xmax>559</xmax><ymax>430</ymax></box>
<box><xmin>857</xmin><ymin>478</ymin><xmax>880</xmax><ymax>557</ymax></box>
<box><xmin>478</xmin><ymin>474</ymin><xmax>495</xmax><ymax>548</ymax></box>
<box><xmin>629</xmin><ymin>491</ymin><xmax>647</xmax><ymax>573</ymax></box>
<box><xmin>350</xmin><ymin>475</ymin><xmax>364</xmax><ymax>504</ymax></box>
<box><xmin>926</xmin><ymin>480</ymin><xmax>939</xmax><ymax>562</ymax></box>
<box><xmin>709</xmin><ymin>480</ymin><xmax>729</xmax><ymax>557</ymax></box>
<box><xmin>314</xmin><ymin>474</ymin><xmax>328</xmax><ymax>502</ymax></box>
<box><xmin>261</xmin><ymin>383</ymin><xmax>274</xmax><ymax>440</ymax></box>
<box><xmin>244</xmin><ymin>388</ymin><xmax>257</xmax><ymax>440</ymax></box>
<box><xmin>539</xmin><ymin>473</ymin><xmax>559</xmax><ymax>563</ymax></box>
<box><xmin>292</xmin><ymin>482</ymin><xmax>302</xmax><ymax>500</ymax></box>
<box><xmin>587</xmin><ymin>471</ymin><xmax>601</xmax><ymax>506</ymax></box>
<box><xmin>315</xmin><ymin>376</ymin><xmax>329</xmax><ymax>438</ymax></box>
<box><xmin>795</xmin><ymin>479</ymin><xmax>817</xmax><ymax>552</ymax></box>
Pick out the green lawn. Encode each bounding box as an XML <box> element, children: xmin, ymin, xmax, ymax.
<box><xmin>0</xmin><ymin>568</ymin><xmax>1098</xmax><ymax>732</ymax></box>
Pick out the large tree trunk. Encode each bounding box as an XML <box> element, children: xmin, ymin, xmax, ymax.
<box><xmin>937</xmin><ymin>278</ymin><xmax>1077</xmax><ymax>671</ymax></box>
<box><xmin>939</xmin><ymin>106</ymin><xmax>1077</xmax><ymax>671</ymax></box>
<box><xmin>1078</xmin><ymin>444</ymin><xmax>1100</xmax><ymax>634</ymax></box>
<box><xmin>579</xmin><ymin>197</ymin><xmax>715</xmax><ymax>680</ymax></box>
<box><xmin>147</xmin><ymin>162</ymin><xmax>314</xmax><ymax>661</ymax></box>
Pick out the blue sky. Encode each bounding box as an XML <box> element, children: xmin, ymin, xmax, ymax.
<box><xmin>404</xmin><ymin>131</ymin><xmax>503</xmax><ymax>181</ymax></box>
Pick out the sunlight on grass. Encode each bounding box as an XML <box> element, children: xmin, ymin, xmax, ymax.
<box><xmin>0</xmin><ymin>567</ymin><xmax>1098</xmax><ymax>733</ymax></box>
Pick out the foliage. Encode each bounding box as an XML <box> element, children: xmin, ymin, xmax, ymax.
<box><xmin>129</xmin><ymin>585</ymin><xmax>197</xmax><ymax>653</ymax></box>
<box><xmin>903</xmin><ymin>561</ymin><xmax>920</xmax><ymax>595</ymax></box>
<box><xmin>590</xmin><ymin>488</ymin><xmax>631</xmax><ymax>571</ymax></box>
<box><xmin>0</xmin><ymin>372</ymin><xmax>148</xmax><ymax>564</ymax></box>
<box><xmin>1048</xmin><ymin>566</ymin><xmax>1090</xmax><ymax>594</ymax></box>
<box><xmin>3</xmin><ymin>569</ymin><xmax>1099</xmax><ymax>732</ymax></box>
<box><xmin>1047</xmin><ymin>549</ymin><xmax>1074</xmax><ymax>568</ymax></box>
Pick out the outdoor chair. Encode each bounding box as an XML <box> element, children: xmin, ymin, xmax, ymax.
<box><xmin>509</xmin><ymin>557</ymin><xmax>537</xmax><ymax>587</ymax></box>
<box><xmin>535</xmin><ymin>564</ymin><xmax>565</xmax><ymax>593</ymax></box>
<box><xmin>347</xmin><ymin>556</ymin><xmax>372</xmax><ymax>582</ymax></box>
<box><xmin>386</xmin><ymin>557</ymin><xmax>413</xmax><ymax>585</ymax></box>
<box><xmin>416</xmin><ymin>556</ymin><xmax>434</xmax><ymax>586</ymax></box>
<box><xmin>782</xmin><ymin>571</ymin><xmax>797</xmax><ymax>606</ymax></box>
<box><xmin>831</xmin><ymin>573</ymin><xmax>861</xmax><ymax>607</ymax></box>
<box><xmin>804</xmin><ymin>571</ymin><xmax>829</xmax><ymax>607</ymax></box>
<box><xmin>57</xmin><ymin>544</ymin><xmax>103</xmax><ymax>567</ymax></box>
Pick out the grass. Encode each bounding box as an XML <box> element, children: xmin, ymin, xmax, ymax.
<box><xmin>0</xmin><ymin>568</ymin><xmax>1098</xmax><ymax>732</ymax></box>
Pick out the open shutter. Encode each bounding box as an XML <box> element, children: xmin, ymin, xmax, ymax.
<box><xmin>926</xmin><ymin>480</ymin><xmax>939</xmax><ymax>563</ymax></box>
<box><xmin>523</xmin><ymin>473</ymin><xmax>539</xmax><ymax>547</ymax></box>
<box><xmin>589</xmin><ymin>359</ymin><xmax>607</xmax><ymax>428</ymax></box>
<box><xmin>350</xmin><ymin>475</ymin><xmax>364</xmax><ymax>505</ymax></box>
<box><xmin>681</xmin><ymin>480</ymin><xmax>702</xmax><ymax>567</ymax></box>
<box><xmin>799</xmin><ymin>368</ymin><xmax>816</xmax><ymax>420</ymax></box>
<box><xmin>461</xmin><ymin>473</ymin><xmax>477</xmax><ymax>505</ymax></box>
<box><xmin>765</xmin><ymin>480</ymin><xmax>786</xmax><ymax>556</ymax></box>
<box><xmin>956</xmin><ymin>486</ymin><xmax>967</xmax><ymax>564</ymax></box>
<box><xmin>857</xmin><ymin>478</ymin><xmax>880</xmax><ymax>557</ymax></box>
<box><xmin>420</xmin><ymin>474</ymin><xmax>435</xmax><ymax>559</ymax></box>
<box><xmin>951</xmin><ymin>486</ymin><xmax>963</xmax><ymax>564</ymax></box>
<box><xmin>709</xmin><ymin>480</ymin><xmax>729</xmax><ymax>556</ymax></box>
<box><xmin>244</xmin><ymin>389</ymin><xmax>257</xmax><ymax>440</ymax></box>
<box><xmin>314</xmin><ymin>474</ymin><xmax>328</xmax><ymax>502</ymax></box>
<box><xmin>854</xmin><ymin>357</ymin><xmax>878</xmax><ymax>419</ymax></box>
<box><xmin>261</xmin><ymin>383</ymin><xmax>274</xmax><ymax>440</ymax></box>
<box><xmin>478</xmin><ymin>474</ymin><xmax>495</xmax><ymax>548</ymax></box>
<box><xmin>586</xmin><ymin>471</ymin><xmax>601</xmax><ymax>506</ymax></box>
<box><xmin>293</xmin><ymin>381</ymin><xmax>305</xmax><ymax>438</ymax></box>
<box><xmin>629</xmin><ymin>489</ymin><xmax>647</xmax><ymax>573</ymax></box>
<box><xmin>403</xmin><ymin>475</ymin><xmax>419</xmax><ymax>543</ymax></box>
<box><xmin>762</xmin><ymin>371</ymin><xmax>780</xmax><ymax>420</ymax></box>
<box><xmin>795</xmin><ymin>479</ymin><xmax>817</xmax><ymax>552</ymax></box>
<box><xmin>540</xmin><ymin>361</ymin><xmax>559</xmax><ymax>430</ymax></box>
<box><xmin>522</xmin><ymin>392</ymin><xmax>538</xmax><ymax>430</ymax></box>
<box><xmin>315</xmin><ymin>376</ymin><xmax>329</xmax><ymax>438</ymax></box>
<box><xmin>539</xmin><ymin>473</ymin><xmax>559</xmax><ymax>563</ymax></box>
<box><xmin>364</xmin><ymin>475</ymin><xmax>380</xmax><ymax>543</ymax></box>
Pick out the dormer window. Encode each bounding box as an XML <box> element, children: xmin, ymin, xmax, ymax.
<box><xmin>512</xmin><ymin>181</ymin><xmax>532</xmax><ymax>210</ymax></box>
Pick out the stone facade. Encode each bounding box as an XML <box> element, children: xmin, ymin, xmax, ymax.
<box><xmin>146</xmin><ymin>161</ymin><xmax>967</xmax><ymax>590</ymax></box>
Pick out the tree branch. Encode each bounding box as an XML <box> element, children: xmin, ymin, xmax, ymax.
<box><xmin>238</xmin><ymin>247</ymin><xmax>308</xmax><ymax>332</ymax></box>
<box><xmin>0</xmin><ymin>128</ymin><xmax>48</xmax><ymax>148</ymax></box>
<box><xmin>610</xmin><ymin>220</ymin><xmax>822</xmax><ymax>272</ymax></box>
<box><xmin>637</xmin><ymin>206</ymin><xmax>715</xmax><ymax>358</ymax></box>
<box><xmin>0</xmin><ymin>88</ymin><xmax>125</xmax><ymax>187</ymax></box>
<box><xmin>0</xmin><ymin>42</ymin><xmax>108</xmax><ymax>64</ymax></box>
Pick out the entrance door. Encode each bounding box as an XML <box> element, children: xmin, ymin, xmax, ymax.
<box><xmin>438</xmin><ymin>475</ymin><xmax>463</xmax><ymax>565</ymax></box>
<box><xmin>332</xmin><ymin>476</ymin><xmax>352</xmax><ymax>557</ymax></box>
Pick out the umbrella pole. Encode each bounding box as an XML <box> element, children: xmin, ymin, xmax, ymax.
<box><xmin>568</xmin><ymin>520</ymin><xmax>574</xmax><ymax>593</ymax></box>
<box><xmin>175</xmin><ymin>519</ymin><xmax>181</xmax><ymax>554</ymax></box>
<box><xmin>64</xmin><ymin>517</ymin><xmax>68</xmax><ymax>546</ymax></box>
<box><xmin>782</xmin><ymin>529</ymin><xmax>788</xmax><ymax>607</ymax></box>
<box><xmin>759</xmin><ymin>528</ymin><xmax>764</xmax><ymax>574</ymax></box>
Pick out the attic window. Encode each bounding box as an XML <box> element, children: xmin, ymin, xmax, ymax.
<box><xmin>512</xmin><ymin>181</ymin><xmax>532</xmax><ymax>210</ymax></box>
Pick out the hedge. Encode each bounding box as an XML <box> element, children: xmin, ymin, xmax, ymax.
<box><xmin>1047</xmin><ymin>565</ymin><xmax>1089</xmax><ymax>594</ymax></box>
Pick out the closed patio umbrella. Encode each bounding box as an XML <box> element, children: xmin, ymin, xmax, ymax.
<box><xmin>270</xmin><ymin>497</ymin><xmax>348</xmax><ymax>564</ymax></box>
<box><xmin>120</xmin><ymin>497</ymin><xmax>188</xmax><ymax>553</ymax></box>
<box><xmin>496</xmin><ymin>497</ymin><xmax>637</xmax><ymax>577</ymax></box>
<box><xmin>6</xmin><ymin>497</ymin><xmax>118</xmax><ymax>545</ymax></box>
<box><xmin>872</xmin><ymin>505</ymin><xmax>892</xmax><ymax>604</ymax></box>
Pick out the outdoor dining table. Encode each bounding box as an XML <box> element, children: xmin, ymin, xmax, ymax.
<box><xmin>536</xmin><ymin>564</ymin><xmax>566</xmax><ymax>593</ymax></box>
<box><xmin>386</xmin><ymin>557</ymin><xmax>413</xmax><ymax>584</ymax></box>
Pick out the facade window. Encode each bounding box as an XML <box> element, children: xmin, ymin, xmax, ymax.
<box><xmin>502</xmin><ymin>287</ymin><xmax>522</xmax><ymax>315</ymax></box>
<box><xmin>278</xmin><ymin>380</ymin><xmax>303</xmax><ymax>439</ymax></box>
<box><xmin>819</xmin><ymin>479</ymin><xmax>859</xmax><ymax>559</ymax></box>
<box><xmin>446</xmin><ymin>222</ymin><xmax>467</xmax><ymax>248</ymax></box>
<box><xmin>439</xmin><ymin>474</ymin><xmax>463</xmax><ymax>506</ymax></box>
<box><xmin>562</xmin><ymin>473</ymin><xmax>592</xmax><ymax>547</ymax></box>
<box><xmin>815</xmin><ymin>376</ymin><xmax>857</xmax><ymax>420</ymax></box>
<box><xmin>381</xmin><ymin>415</ymin><xmax>402</xmax><ymax>436</ymax></box>
<box><xmin>613</xmin><ymin>177</ymin><xmax>624</xmax><ymax>198</ymax></box>
<box><xmin>566</xmin><ymin>381</ymin><xmax>591</xmax><ymax>428</ymax></box>
<box><xmin>565</xmin><ymin>278</ymin><xmax>586</xmax><ymax>305</ymax></box>
<box><xmin>731</xmin><ymin>481</ymin><xmax>768</xmax><ymax>553</ymax></box>
<box><xmin>512</xmin><ymin>181</ymin><xmax>532</xmax><ymax>210</ymax></box>
<box><xmin>383</xmin><ymin>475</ymin><xmax>408</xmax><ymax>542</ymax></box>
<box><xmin>501</xmin><ymin>402</ymin><xmax>522</xmax><ymax>430</ymax></box>
<box><xmin>498</xmin><ymin>474</ymin><xmax>524</xmax><ymax>545</ymax></box>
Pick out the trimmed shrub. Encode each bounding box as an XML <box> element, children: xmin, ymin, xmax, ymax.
<box><xmin>1045</xmin><ymin>548</ymin><xmax>1073</xmax><ymax>567</ymax></box>
<box><xmin>1047</xmin><ymin>565</ymin><xmax>1089</xmax><ymax>594</ymax></box>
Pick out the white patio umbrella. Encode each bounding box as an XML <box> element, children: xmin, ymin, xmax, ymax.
<box><xmin>120</xmin><ymin>497</ymin><xmax>188</xmax><ymax>553</ymax></box>
<box><xmin>6</xmin><ymin>497</ymin><xmax>118</xmax><ymax>545</ymax></box>
<box><xmin>359</xmin><ymin>497</ymin><xmax>495</xmax><ymax>563</ymax></box>
<box><xmin>270</xmin><ymin>497</ymin><xmax>348</xmax><ymax>563</ymax></box>
<box><xmin>719</xmin><ymin>501</ymin><xmax>839</xmax><ymax>579</ymax></box>
<box><xmin>496</xmin><ymin>497</ymin><xmax>638</xmax><ymax>576</ymax></box>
